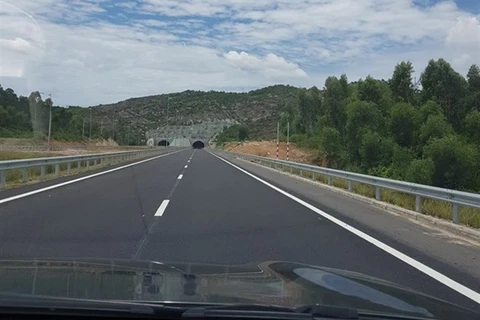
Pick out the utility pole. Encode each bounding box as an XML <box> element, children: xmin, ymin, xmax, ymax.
<box><xmin>88</xmin><ymin>108</ymin><xmax>92</xmax><ymax>147</ymax></box>
<box><xmin>40</xmin><ymin>92</ymin><xmax>53</xmax><ymax>150</ymax></box>
<box><xmin>47</xmin><ymin>94</ymin><xmax>52</xmax><ymax>150</ymax></box>
<box><xmin>287</xmin><ymin>122</ymin><xmax>290</xmax><ymax>161</ymax></box>
<box><xmin>100</xmin><ymin>119</ymin><xmax>104</xmax><ymax>135</ymax></box>
<box><xmin>82</xmin><ymin>118</ymin><xmax>85</xmax><ymax>138</ymax></box>
<box><xmin>276</xmin><ymin>122</ymin><xmax>280</xmax><ymax>159</ymax></box>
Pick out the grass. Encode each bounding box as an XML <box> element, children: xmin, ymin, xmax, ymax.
<box><xmin>2</xmin><ymin>155</ymin><xmax>129</xmax><ymax>190</ymax></box>
<box><xmin>269</xmin><ymin>163</ymin><xmax>480</xmax><ymax>229</ymax></box>
<box><xmin>0</xmin><ymin>151</ymin><xmax>58</xmax><ymax>161</ymax></box>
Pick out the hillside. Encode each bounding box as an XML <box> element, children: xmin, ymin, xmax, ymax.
<box><xmin>0</xmin><ymin>84</ymin><xmax>299</xmax><ymax>146</ymax></box>
<box><xmin>91</xmin><ymin>85</ymin><xmax>299</xmax><ymax>142</ymax></box>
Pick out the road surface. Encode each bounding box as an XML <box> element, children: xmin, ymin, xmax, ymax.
<box><xmin>0</xmin><ymin>148</ymin><xmax>479</xmax><ymax>311</ymax></box>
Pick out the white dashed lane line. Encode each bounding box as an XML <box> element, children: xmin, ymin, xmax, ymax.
<box><xmin>154</xmin><ymin>200</ymin><xmax>170</xmax><ymax>217</ymax></box>
<box><xmin>152</xmin><ymin>150</ymin><xmax>195</xmax><ymax>218</ymax></box>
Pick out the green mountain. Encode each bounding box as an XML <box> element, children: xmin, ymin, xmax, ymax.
<box><xmin>92</xmin><ymin>85</ymin><xmax>299</xmax><ymax>143</ymax></box>
<box><xmin>0</xmin><ymin>85</ymin><xmax>299</xmax><ymax>145</ymax></box>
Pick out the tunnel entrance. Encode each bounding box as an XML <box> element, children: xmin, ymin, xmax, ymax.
<box><xmin>158</xmin><ymin>140</ymin><xmax>170</xmax><ymax>146</ymax></box>
<box><xmin>192</xmin><ymin>141</ymin><xmax>205</xmax><ymax>149</ymax></box>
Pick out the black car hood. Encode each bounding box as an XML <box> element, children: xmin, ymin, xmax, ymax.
<box><xmin>0</xmin><ymin>259</ymin><xmax>477</xmax><ymax>320</ymax></box>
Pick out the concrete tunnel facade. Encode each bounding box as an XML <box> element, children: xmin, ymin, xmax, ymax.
<box><xmin>154</xmin><ymin>138</ymin><xmax>206</xmax><ymax>148</ymax></box>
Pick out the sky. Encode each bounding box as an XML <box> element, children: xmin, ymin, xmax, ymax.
<box><xmin>0</xmin><ymin>0</ymin><xmax>479</xmax><ymax>106</ymax></box>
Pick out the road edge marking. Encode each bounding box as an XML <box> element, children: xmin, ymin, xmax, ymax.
<box><xmin>208</xmin><ymin>151</ymin><xmax>480</xmax><ymax>304</ymax></box>
<box><xmin>0</xmin><ymin>149</ymin><xmax>187</xmax><ymax>205</ymax></box>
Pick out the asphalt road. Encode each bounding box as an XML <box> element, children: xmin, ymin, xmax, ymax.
<box><xmin>0</xmin><ymin>148</ymin><xmax>479</xmax><ymax>311</ymax></box>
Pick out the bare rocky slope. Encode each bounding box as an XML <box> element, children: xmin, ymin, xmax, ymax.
<box><xmin>91</xmin><ymin>85</ymin><xmax>299</xmax><ymax>142</ymax></box>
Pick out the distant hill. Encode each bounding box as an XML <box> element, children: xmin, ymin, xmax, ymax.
<box><xmin>92</xmin><ymin>85</ymin><xmax>299</xmax><ymax>141</ymax></box>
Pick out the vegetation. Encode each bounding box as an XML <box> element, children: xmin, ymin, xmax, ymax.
<box><xmin>1</xmin><ymin>85</ymin><xmax>299</xmax><ymax>145</ymax></box>
<box><xmin>279</xmin><ymin>59</ymin><xmax>480</xmax><ymax>193</ymax></box>
<box><xmin>215</xmin><ymin>124</ymin><xmax>250</xmax><ymax>146</ymax></box>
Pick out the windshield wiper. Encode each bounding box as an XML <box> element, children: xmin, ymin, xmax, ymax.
<box><xmin>182</xmin><ymin>304</ymin><xmax>359</xmax><ymax>319</ymax></box>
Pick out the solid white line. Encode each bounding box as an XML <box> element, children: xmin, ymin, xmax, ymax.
<box><xmin>0</xmin><ymin>149</ymin><xmax>187</xmax><ymax>205</ymax></box>
<box><xmin>154</xmin><ymin>200</ymin><xmax>170</xmax><ymax>217</ymax></box>
<box><xmin>208</xmin><ymin>152</ymin><xmax>480</xmax><ymax>303</ymax></box>
<box><xmin>178</xmin><ymin>174</ymin><xmax>183</xmax><ymax>180</ymax></box>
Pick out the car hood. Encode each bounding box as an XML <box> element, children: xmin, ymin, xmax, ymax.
<box><xmin>0</xmin><ymin>259</ymin><xmax>477</xmax><ymax>320</ymax></box>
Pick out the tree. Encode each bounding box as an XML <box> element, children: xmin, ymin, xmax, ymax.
<box><xmin>406</xmin><ymin>159</ymin><xmax>434</xmax><ymax>185</ymax></box>
<box><xmin>345</xmin><ymin>101</ymin><xmax>384</xmax><ymax>162</ymax></box>
<box><xmin>0</xmin><ymin>106</ymin><xmax>8</xmax><ymax>128</ymax></box>
<box><xmin>464</xmin><ymin>110</ymin><xmax>480</xmax><ymax>145</ymax></box>
<box><xmin>297</xmin><ymin>88</ymin><xmax>322</xmax><ymax>133</ymax></box>
<box><xmin>467</xmin><ymin>64</ymin><xmax>480</xmax><ymax>92</ymax></box>
<box><xmin>419</xmin><ymin>100</ymin><xmax>442</xmax><ymax>122</ymax></box>
<box><xmin>424</xmin><ymin>135</ymin><xmax>478</xmax><ymax>190</ymax></box>
<box><xmin>319</xmin><ymin>127</ymin><xmax>344</xmax><ymax>168</ymax></box>
<box><xmin>359</xmin><ymin>131</ymin><xmax>394</xmax><ymax>171</ymax></box>
<box><xmin>323</xmin><ymin>76</ymin><xmax>347</xmax><ymax>136</ymax></box>
<box><xmin>339</xmin><ymin>74</ymin><xmax>349</xmax><ymax>97</ymax></box>
<box><xmin>420</xmin><ymin>59</ymin><xmax>468</xmax><ymax>129</ymax></box>
<box><xmin>238</xmin><ymin>125</ymin><xmax>249</xmax><ymax>141</ymax></box>
<box><xmin>390</xmin><ymin>61</ymin><xmax>415</xmax><ymax>104</ymax></box>
<box><xmin>388</xmin><ymin>145</ymin><xmax>415</xmax><ymax>180</ymax></box>
<box><xmin>419</xmin><ymin>114</ymin><xmax>454</xmax><ymax>145</ymax></box>
<box><xmin>390</xmin><ymin>102</ymin><xmax>419</xmax><ymax>148</ymax></box>
<box><xmin>358</xmin><ymin>76</ymin><xmax>393</xmax><ymax>115</ymax></box>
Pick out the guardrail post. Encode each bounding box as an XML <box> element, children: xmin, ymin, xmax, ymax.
<box><xmin>77</xmin><ymin>161</ymin><xmax>81</xmax><ymax>171</ymax></box>
<box><xmin>347</xmin><ymin>180</ymin><xmax>352</xmax><ymax>192</ymax></box>
<box><xmin>312</xmin><ymin>172</ymin><xmax>316</xmax><ymax>181</ymax></box>
<box><xmin>0</xmin><ymin>170</ymin><xmax>5</xmax><ymax>189</ymax></box>
<box><xmin>375</xmin><ymin>187</ymin><xmax>381</xmax><ymax>201</ymax></box>
<box><xmin>40</xmin><ymin>166</ymin><xmax>46</xmax><ymax>181</ymax></box>
<box><xmin>327</xmin><ymin>176</ymin><xmax>332</xmax><ymax>185</ymax></box>
<box><xmin>452</xmin><ymin>203</ymin><xmax>459</xmax><ymax>224</ymax></box>
<box><xmin>22</xmin><ymin>168</ymin><xmax>28</xmax><ymax>183</ymax></box>
<box><xmin>415</xmin><ymin>195</ymin><xmax>422</xmax><ymax>212</ymax></box>
<box><xmin>300</xmin><ymin>170</ymin><xmax>303</xmax><ymax>177</ymax></box>
<box><xmin>55</xmin><ymin>164</ymin><xmax>60</xmax><ymax>177</ymax></box>
<box><xmin>98</xmin><ymin>158</ymin><xmax>102</xmax><ymax>165</ymax></box>
<box><xmin>86</xmin><ymin>160</ymin><xmax>90</xmax><ymax>170</ymax></box>
<box><xmin>67</xmin><ymin>163</ymin><xmax>71</xmax><ymax>175</ymax></box>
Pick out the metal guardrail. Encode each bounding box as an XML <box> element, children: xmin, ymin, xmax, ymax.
<box><xmin>0</xmin><ymin>148</ymin><xmax>177</xmax><ymax>189</ymax></box>
<box><xmin>224</xmin><ymin>151</ymin><xmax>480</xmax><ymax>224</ymax></box>
<box><xmin>0</xmin><ymin>145</ymin><xmax>147</xmax><ymax>152</ymax></box>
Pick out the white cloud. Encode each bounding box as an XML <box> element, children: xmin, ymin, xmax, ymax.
<box><xmin>224</xmin><ymin>51</ymin><xmax>307</xmax><ymax>80</ymax></box>
<box><xmin>0</xmin><ymin>37</ymin><xmax>32</xmax><ymax>52</ymax></box>
<box><xmin>0</xmin><ymin>0</ymin><xmax>479</xmax><ymax>106</ymax></box>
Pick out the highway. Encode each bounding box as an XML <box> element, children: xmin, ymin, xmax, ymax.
<box><xmin>0</xmin><ymin>148</ymin><xmax>479</xmax><ymax>311</ymax></box>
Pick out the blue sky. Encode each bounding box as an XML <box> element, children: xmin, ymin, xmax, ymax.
<box><xmin>1</xmin><ymin>0</ymin><xmax>479</xmax><ymax>106</ymax></box>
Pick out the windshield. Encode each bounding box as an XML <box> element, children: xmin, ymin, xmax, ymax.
<box><xmin>0</xmin><ymin>0</ymin><xmax>479</xmax><ymax>319</ymax></box>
